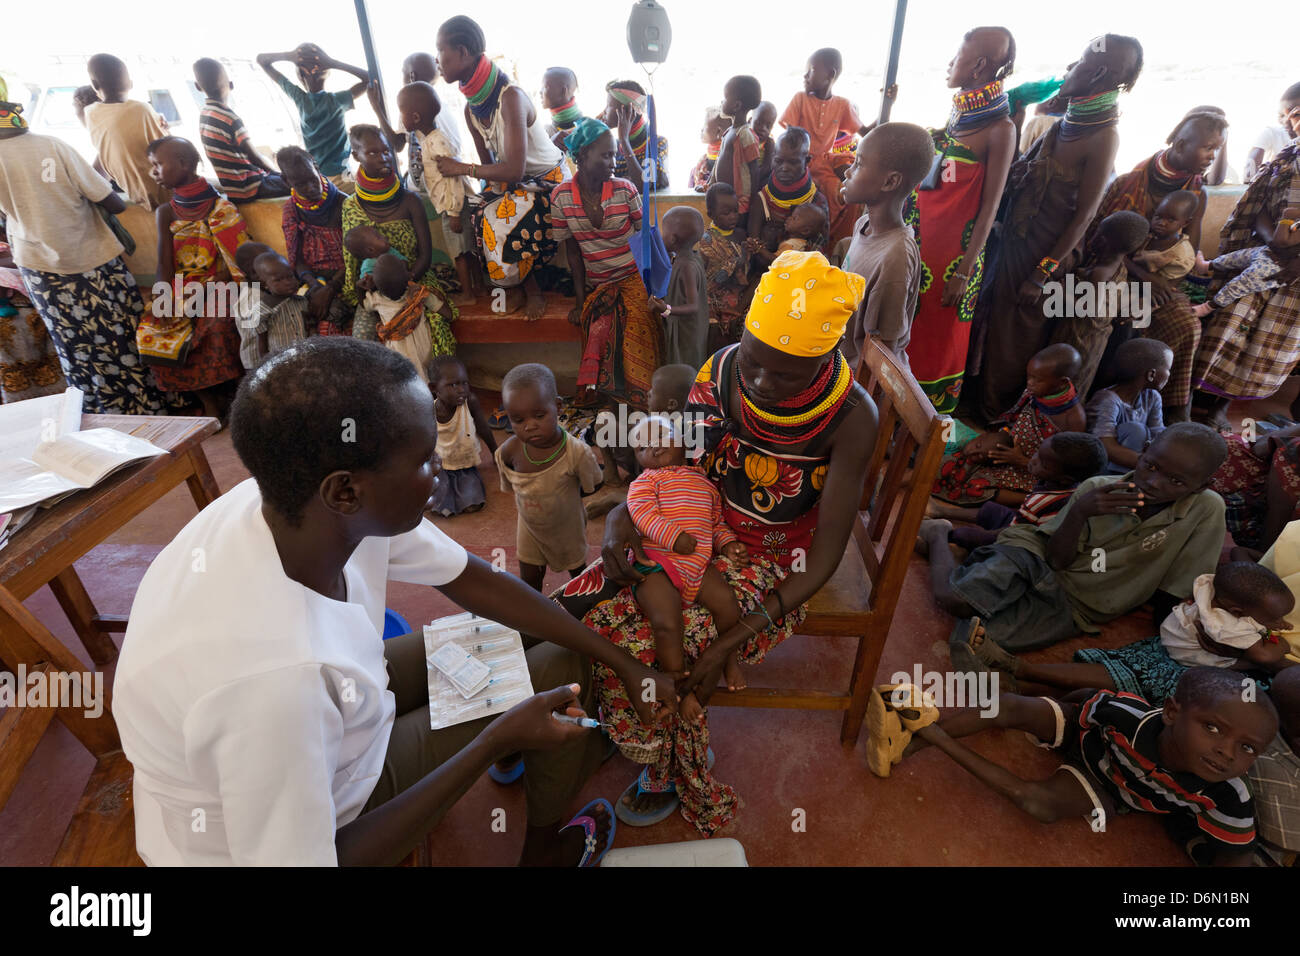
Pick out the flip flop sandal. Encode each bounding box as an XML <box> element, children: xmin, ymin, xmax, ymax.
<box><xmin>880</xmin><ymin>683</ymin><xmax>940</xmax><ymax>732</ymax></box>
<box><xmin>559</xmin><ymin>797</ymin><xmax>617</xmax><ymax>867</ymax></box>
<box><xmin>488</xmin><ymin>407</ymin><xmax>512</xmax><ymax>432</ymax></box>
<box><xmin>487</xmin><ymin>755</ymin><xmax>525</xmax><ymax>785</ymax></box>
<box><xmin>614</xmin><ymin>748</ymin><xmax>714</xmax><ymax>827</ymax></box>
<box><xmin>965</xmin><ymin>617</ymin><xmax>1020</xmax><ymax>679</ymax></box>
<box><xmin>865</xmin><ymin>687</ymin><xmax>912</xmax><ymax>778</ymax></box>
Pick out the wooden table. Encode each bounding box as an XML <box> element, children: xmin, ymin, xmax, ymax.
<box><xmin>0</xmin><ymin>414</ymin><xmax>221</xmax><ymax>668</ymax></box>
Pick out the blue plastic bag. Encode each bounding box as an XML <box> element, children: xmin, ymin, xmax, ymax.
<box><xmin>631</xmin><ymin>94</ymin><xmax>671</xmax><ymax>298</ymax></box>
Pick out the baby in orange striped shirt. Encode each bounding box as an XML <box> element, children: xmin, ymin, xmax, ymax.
<box><xmin>627</xmin><ymin>415</ymin><xmax>748</xmax><ymax>721</ymax></box>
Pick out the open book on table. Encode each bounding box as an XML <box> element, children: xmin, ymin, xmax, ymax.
<box><xmin>0</xmin><ymin>427</ymin><xmax>166</xmax><ymax>513</ymax></box>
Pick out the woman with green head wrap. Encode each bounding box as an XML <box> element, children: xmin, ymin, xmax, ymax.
<box><xmin>550</xmin><ymin>117</ymin><xmax>663</xmax><ymax>420</ymax></box>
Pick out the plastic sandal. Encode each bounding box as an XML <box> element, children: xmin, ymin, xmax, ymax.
<box><xmin>487</xmin><ymin>755</ymin><xmax>525</xmax><ymax>785</ymax></box>
<box><xmin>614</xmin><ymin>748</ymin><xmax>713</xmax><ymax>827</ymax></box>
<box><xmin>559</xmin><ymin>798</ymin><xmax>617</xmax><ymax>867</ymax></box>
<box><xmin>881</xmin><ymin>683</ymin><xmax>940</xmax><ymax>732</ymax></box>
<box><xmin>488</xmin><ymin>407</ymin><xmax>512</xmax><ymax>432</ymax></box>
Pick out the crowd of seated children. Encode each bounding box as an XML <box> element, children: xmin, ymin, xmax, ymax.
<box><xmin>651</xmin><ymin>206</ymin><xmax>709</xmax><ymax>371</ymax></box>
<box><xmin>1049</xmin><ymin>210</ymin><xmax>1149</xmax><ymax>397</ymax></box>
<box><xmin>495</xmin><ymin>363</ymin><xmax>604</xmax><ymax>592</ymax></box>
<box><xmin>1086</xmin><ymin>338</ymin><xmax>1172</xmax><ymax>474</ymax></box>
<box><xmin>838</xmin><ymin>123</ymin><xmax>933</xmax><ymax>372</ymax></box>
<box><xmin>427</xmin><ymin>354</ymin><xmax>495</xmax><ymax>517</ymax></box>
<box><xmin>919</xmin><ymin>431</ymin><xmax>1108</xmax><ymax>562</ymax></box>
<box><xmin>258</xmin><ymin>43</ymin><xmax>368</xmax><ymax>191</ymax></box>
<box><xmin>869</xmin><ymin>668</ymin><xmax>1276</xmax><ymax>866</ymax></box>
<box><xmin>194</xmin><ymin>58</ymin><xmax>289</xmax><ymax>203</ymax></box>
<box><xmin>932</xmin><ymin>344</ymin><xmax>1086</xmax><ymax>512</ymax></box>
<box><xmin>968</xmin><ymin>561</ymin><xmax>1295</xmax><ymax>702</ymax></box>
<box><xmin>625</xmin><ymin>414</ymin><xmax>748</xmax><ymax>719</ymax></box>
<box><xmin>935</xmin><ymin>423</ymin><xmax>1228</xmax><ymax>667</ymax></box>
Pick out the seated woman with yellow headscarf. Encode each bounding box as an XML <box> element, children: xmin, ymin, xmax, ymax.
<box><xmin>554</xmin><ymin>251</ymin><xmax>878</xmax><ymax>834</ymax></box>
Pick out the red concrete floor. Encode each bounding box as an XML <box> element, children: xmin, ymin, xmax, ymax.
<box><xmin>4</xmin><ymin>385</ymin><xmax>1292</xmax><ymax>867</ymax></box>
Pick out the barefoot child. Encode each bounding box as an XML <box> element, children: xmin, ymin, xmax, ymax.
<box><xmin>626</xmin><ymin>415</ymin><xmax>749</xmax><ymax>716</ymax></box>
<box><xmin>933</xmin><ymin>423</ymin><xmax>1228</xmax><ymax>660</ymax></box>
<box><xmin>1048</xmin><ymin>209</ymin><xmax>1150</xmax><ymax>396</ymax></box>
<box><xmin>194</xmin><ymin>58</ymin><xmax>289</xmax><ymax>202</ymax></box>
<box><xmin>136</xmin><ymin>137</ymin><xmax>248</xmax><ymax>421</ymax></box>
<box><xmin>496</xmin><ymin>363</ymin><xmax>604</xmax><ymax>591</ymax></box>
<box><xmin>1087</xmin><ymin>338</ymin><xmax>1172</xmax><ymax>473</ymax></box>
<box><xmin>711</xmin><ymin>76</ymin><xmax>764</xmax><ymax>216</ymax></box>
<box><xmin>359</xmin><ymin>253</ymin><xmax>450</xmax><ymax>380</ymax></box>
<box><xmin>932</xmin><ymin>344</ymin><xmax>1087</xmax><ymax>512</ymax></box>
<box><xmin>650</xmin><ymin>206</ymin><xmax>709</xmax><ymax>371</ymax></box>
<box><xmin>839</xmin><ymin>122</ymin><xmax>935</xmax><ymax>371</ymax></box>
<box><xmin>427</xmin><ymin>354</ymin><xmax>495</xmax><ymax>517</ymax></box>
<box><xmin>397</xmin><ymin>81</ymin><xmax>480</xmax><ymax>306</ymax></box>
<box><xmin>921</xmin><ymin>431</ymin><xmax>1107</xmax><ymax>558</ymax></box>
<box><xmin>776</xmin><ymin>203</ymin><xmax>828</xmax><ymax>254</ymax></box>
<box><xmin>872</xmin><ymin>668</ymin><xmax>1277</xmax><ymax>865</ymax></box>
<box><xmin>698</xmin><ymin>183</ymin><xmax>751</xmax><ymax>352</ymax></box>
<box><xmin>971</xmin><ymin>561</ymin><xmax>1295</xmax><ymax>702</ymax></box>
<box><xmin>257</xmin><ymin>43</ymin><xmax>369</xmax><ymax>190</ymax></box>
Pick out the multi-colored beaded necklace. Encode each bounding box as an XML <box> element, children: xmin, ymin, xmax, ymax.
<box><xmin>355</xmin><ymin>167</ymin><xmax>404</xmax><ymax>213</ymax></box>
<box><xmin>460</xmin><ymin>55</ymin><xmax>510</xmax><ymax>124</ymax></box>
<box><xmin>760</xmin><ymin>169</ymin><xmax>817</xmax><ymax>210</ymax></box>
<box><xmin>736</xmin><ymin>349</ymin><xmax>853</xmax><ymax>445</ymax></box>
<box><xmin>1058</xmin><ymin>89</ymin><xmax>1120</xmax><ymax>142</ymax></box>
<box><xmin>169</xmin><ymin>177</ymin><xmax>220</xmax><ymax>220</ymax></box>
<box><xmin>1151</xmin><ymin>148</ymin><xmax>1201</xmax><ymax>191</ymax></box>
<box><xmin>946</xmin><ymin>79</ymin><xmax>1009</xmax><ymax>137</ymax></box>
<box><xmin>549</xmin><ymin>98</ymin><xmax>583</xmax><ymax>131</ymax></box>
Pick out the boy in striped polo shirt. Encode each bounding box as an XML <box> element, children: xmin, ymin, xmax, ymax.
<box><xmin>881</xmin><ymin>667</ymin><xmax>1277</xmax><ymax>865</ymax></box>
<box><xmin>194</xmin><ymin>59</ymin><xmax>289</xmax><ymax>203</ymax></box>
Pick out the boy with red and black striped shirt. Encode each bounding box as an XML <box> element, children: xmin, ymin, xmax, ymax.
<box><xmin>883</xmin><ymin>667</ymin><xmax>1277</xmax><ymax>865</ymax></box>
<box><xmin>194</xmin><ymin>58</ymin><xmax>289</xmax><ymax>203</ymax></box>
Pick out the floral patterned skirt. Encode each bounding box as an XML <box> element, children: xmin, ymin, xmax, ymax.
<box><xmin>554</xmin><ymin>553</ymin><xmax>805</xmax><ymax>835</ymax></box>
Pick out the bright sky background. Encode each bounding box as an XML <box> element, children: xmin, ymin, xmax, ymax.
<box><xmin>11</xmin><ymin>0</ymin><xmax>1295</xmax><ymax>183</ymax></box>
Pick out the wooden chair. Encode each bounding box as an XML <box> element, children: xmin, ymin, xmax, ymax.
<box><xmin>0</xmin><ymin>586</ymin><xmax>142</xmax><ymax>865</ymax></box>
<box><xmin>711</xmin><ymin>337</ymin><xmax>946</xmax><ymax>745</ymax></box>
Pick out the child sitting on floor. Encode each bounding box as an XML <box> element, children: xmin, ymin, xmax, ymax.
<box><xmin>650</xmin><ymin>207</ymin><xmax>709</xmax><ymax>372</ymax></box>
<box><xmin>869</xmin><ymin>668</ymin><xmax>1277</xmax><ymax>865</ymax></box>
<box><xmin>358</xmin><ymin>253</ymin><xmax>448</xmax><ymax>380</ymax></box>
<box><xmin>690</xmin><ymin>108</ymin><xmax>732</xmax><ymax>193</ymax></box>
<box><xmin>776</xmin><ymin>203</ymin><xmax>828</xmax><ymax>254</ymax></box>
<box><xmin>194</xmin><ymin>57</ymin><xmax>289</xmax><ymax>203</ymax></box>
<box><xmin>1049</xmin><ymin>210</ymin><xmax>1149</xmax><ymax>396</ymax></box>
<box><xmin>969</xmin><ymin>561</ymin><xmax>1294</xmax><ymax>703</ymax></box>
<box><xmin>1087</xmin><ymin>338</ymin><xmax>1172</xmax><ymax>474</ymax></box>
<box><xmin>495</xmin><ymin>363</ymin><xmax>604</xmax><ymax>591</ymax></box>
<box><xmin>838</xmin><ymin>122</ymin><xmax>935</xmax><ymax>371</ymax></box>
<box><xmin>1131</xmin><ymin>190</ymin><xmax>1199</xmax><ymax>283</ymax></box>
<box><xmin>921</xmin><ymin>432</ymin><xmax>1108</xmax><ymax>559</ymax></box>
<box><xmin>427</xmin><ymin>354</ymin><xmax>496</xmax><ymax>517</ymax></box>
<box><xmin>699</xmin><ymin>183</ymin><xmax>751</xmax><ymax>353</ymax></box>
<box><xmin>398</xmin><ymin>81</ymin><xmax>480</xmax><ymax>307</ymax></box>
<box><xmin>932</xmin><ymin>343</ymin><xmax>1087</xmax><ymax>512</ymax></box>
<box><xmin>238</xmin><ymin>252</ymin><xmax>310</xmax><ymax>369</ymax></box>
<box><xmin>712</xmin><ymin>75</ymin><xmax>764</xmax><ymax>217</ymax></box>
<box><xmin>932</xmin><ymin>423</ymin><xmax>1229</xmax><ymax>662</ymax></box>
<box><xmin>626</xmin><ymin>415</ymin><xmax>749</xmax><ymax>718</ymax></box>
<box><xmin>1192</xmin><ymin>207</ymin><xmax>1300</xmax><ymax>319</ymax></box>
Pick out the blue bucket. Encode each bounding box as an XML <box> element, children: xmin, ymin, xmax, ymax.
<box><xmin>382</xmin><ymin>608</ymin><xmax>413</xmax><ymax>640</ymax></box>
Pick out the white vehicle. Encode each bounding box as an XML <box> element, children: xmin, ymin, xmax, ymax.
<box><xmin>5</xmin><ymin>55</ymin><xmax>303</xmax><ymax>182</ymax></box>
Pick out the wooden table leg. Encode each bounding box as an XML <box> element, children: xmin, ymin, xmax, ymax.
<box><xmin>47</xmin><ymin>567</ymin><xmax>118</xmax><ymax>666</ymax></box>
<box><xmin>184</xmin><ymin>444</ymin><xmax>221</xmax><ymax>510</ymax></box>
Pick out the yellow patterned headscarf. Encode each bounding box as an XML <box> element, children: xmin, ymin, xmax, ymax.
<box><xmin>744</xmin><ymin>250</ymin><xmax>865</xmax><ymax>357</ymax></box>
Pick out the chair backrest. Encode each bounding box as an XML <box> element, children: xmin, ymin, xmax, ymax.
<box><xmin>852</xmin><ymin>337</ymin><xmax>946</xmax><ymax>613</ymax></box>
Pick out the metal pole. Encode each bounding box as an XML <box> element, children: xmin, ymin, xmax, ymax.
<box><xmin>879</xmin><ymin>0</ymin><xmax>908</xmax><ymax>123</ymax></box>
<box><xmin>354</xmin><ymin>0</ymin><xmax>381</xmax><ymax>100</ymax></box>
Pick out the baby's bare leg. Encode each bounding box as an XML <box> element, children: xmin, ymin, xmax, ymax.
<box><xmin>633</xmin><ymin>571</ymin><xmax>687</xmax><ymax>676</ymax></box>
<box><xmin>697</xmin><ymin>565</ymin><xmax>747</xmax><ymax>691</ymax></box>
